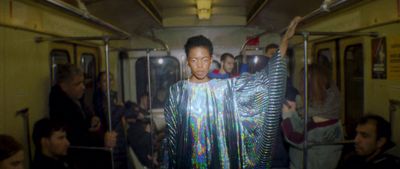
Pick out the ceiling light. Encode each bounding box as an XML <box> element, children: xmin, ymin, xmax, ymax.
<box><xmin>196</xmin><ymin>0</ymin><xmax>212</xmax><ymax>20</ymax></box>
<box><xmin>198</xmin><ymin>9</ymin><xmax>211</xmax><ymax>20</ymax></box>
<box><xmin>197</xmin><ymin>0</ymin><xmax>211</xmax><ymax>9</ymax></box>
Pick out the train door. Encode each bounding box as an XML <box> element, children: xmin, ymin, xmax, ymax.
<box><xmin>339</xmin><ymin>37</ymin><xmax>365</xmax><ymax>138</ymax></box>
<box><xmin>49</xmin><ymin>43</ymin><xmax>74</xmax><ymax>85</ymax></box>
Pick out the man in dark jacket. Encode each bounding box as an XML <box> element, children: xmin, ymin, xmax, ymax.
<box><xmin>49</xmin><ymin>64</ymin><xmax>117</xmax><ymax>169</ymax></box>
<box><xmin>339</xmin><ymin>114</ymin><xmax>400</xmax><ymax>169</ymax></box>
<box><xmin>32</xmin><ymin>118</ymin><xmax>72</xmax><ymax>169</ymax></box>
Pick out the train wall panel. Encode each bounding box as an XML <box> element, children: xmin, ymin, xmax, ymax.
<box><xmin>0</xmin><ymin>22</ymin><xmax>5</xmax><ymax>133</ymax></box>
<box><xmin>1</xmin><ymin>0</ymin><xmax>111</xmax><ymax>39</ymax></box>
<box><xmin>295</xmin><ymin>0</ymin><xmax>400</xmax><ymax>147</ymax></box>
<box><xmin>0</xmin><ymin>0</ymin><xmax>124</xmax><ymax>156</ymax></box>
<box><xmin>0</xmin><ymin>26</ymin><xmax>50</xmax><ymax>142</ymax></box>
<box><xmin>362</xmin><ymin>23</ymin><xmax>400</xmax><ymax>120</ymax></box>
<box><xmin>304</xmin><ymin>0</ymin><xmax>399</xmax><ymax>33</ymax></box>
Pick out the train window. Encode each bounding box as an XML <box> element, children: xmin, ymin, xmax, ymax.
<box><xmin>50</xmin><ymin>49</ymin><xmax>70</xmax><ymax>85</ymax></box>
<box><xmin>80</xmin><ymin>53</ymin><xmax>96</xmax><ymax>87</ymax></box>
<box><xmin>135</xmin><ymin>56</ymin><xmax>180</xmax><ymax>109</ymax></box>
<box><xmin>317</xmin><ymin>48</ymin><xmax>334</xmax><ymax>84</ymax></box>
<box><xmin>234</xmin><ymin>55</ymin><xmax>269</xmax><ymax>74</ymax></box>
<box><xmin>317</xmin><ymin>48</ymin><xmax>333</xmax><ymax>72</ymax></box>
<box><xmin>344</xmin><ymin>44</ymin><xmax>364</xmax><ymax>138</ymax></box>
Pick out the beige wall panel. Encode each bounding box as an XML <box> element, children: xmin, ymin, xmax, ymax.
<box><xmin>0</xmin><ymin>27</ymin><xmax>5</xmax><ymax>133</ymax></box>
<box><xmin>363</xmin><ymin>23</ymin><xmax>400</xmax><ymax>118</ymax></box>
<box><xmin>1</xmin><ymin>27</ymin><xmax>49</xmax><ymax>144</ymax></box>
<box><xmin>305</xmin><ymin>0</ymin><xmax>399</xmax><ymax>33</ymax></box>
<box><xmin>1</xmin><ymin>0</ymin><xmax>112</xmax><ymax>38</ymax></box>
<box><xmin>297</xmin><ymin>0</ymin><xmax>400</xmax><ymax>128</ymax></box>
<box><xmin>0</xmin><ymin>0</ymin><xmax>7</xmax><ymax>23</ymax></box>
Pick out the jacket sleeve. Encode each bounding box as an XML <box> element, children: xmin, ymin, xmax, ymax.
<box><xmin>281</xmin><ymin>111</ymin><xmax>306</xmax><ymax>148</ymax></box>
<box><xmin>164</xmin><ymin>85</ymin><xmax>179</xmax><ymax>168</ymax></box>
<box><xmin>233</xmin><ymin>50</ymin><xmax>287</xmax><ymax>167</ymax></box>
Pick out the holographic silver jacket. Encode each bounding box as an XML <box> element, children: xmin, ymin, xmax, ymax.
<box><xmin>164</xmin><ymin>51</ymin><xmax>287</xmax><ymax>169</ymax></box>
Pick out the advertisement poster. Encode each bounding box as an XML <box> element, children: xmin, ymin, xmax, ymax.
<box><xmin>387</xmin><ymin>36</ymin><xmax>400</xmax><ymax>80</ymax></box>
<box><xmin>371</xmin><ymin>37</ymin><xmax>387</xmax><ymax>79</ymax></box>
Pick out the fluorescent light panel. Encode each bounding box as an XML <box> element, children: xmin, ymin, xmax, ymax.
<box><xmin>196</xmin><ymin>0</ymin><xmax>212</xmax><ymax>20</ymax></box>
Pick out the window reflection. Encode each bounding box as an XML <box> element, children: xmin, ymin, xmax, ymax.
<box><xmin>50</xmin><ymin>50</ymin><xmax>70</xmax><ymax>85</ymax></box>
<box><xmin>135</xmin><ymin>56</ymin><xmax>181</xmax><ymax>109</ymax></box>
<box><xmin>80</xmin><ymin>53</ymin><xmax>96</xmax><ymax>89</ymax></box>
<box><xmin>234</xmin><ymin>54</ymin><xmax>269</xmax><ymax>74</ymax></box>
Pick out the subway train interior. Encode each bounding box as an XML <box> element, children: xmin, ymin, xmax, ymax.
<box><xmin>1</xmin><ymin>0</ymin><xmax>400</xmax><ymax>168</ymax></box>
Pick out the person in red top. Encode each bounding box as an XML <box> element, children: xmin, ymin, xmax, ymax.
<box><xmin>208</xmin><ymin>53</ymin><xmax>237</xmax><ymax>79</ymax></box>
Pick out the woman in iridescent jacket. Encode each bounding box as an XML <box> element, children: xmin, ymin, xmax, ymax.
<box><xmin>164</xmin><ymin>17</ymin><xmax>302</xmax><ymax>169</ymax></box>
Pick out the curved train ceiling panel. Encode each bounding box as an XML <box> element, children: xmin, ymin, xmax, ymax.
<box><xmin>75</xmin><ymin>0</ymin><xmax>361</xmax><ymax>36</ymax></box>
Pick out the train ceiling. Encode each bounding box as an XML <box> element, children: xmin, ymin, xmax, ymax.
<box><xmin>57</xmin><ymin>0</ymin><xmax>361</xmax><ymax>36</ymax></box>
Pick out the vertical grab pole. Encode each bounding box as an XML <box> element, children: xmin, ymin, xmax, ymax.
<box><xmin>302</xmin><ymin>32</ymin><xmax>309</xmax><ymax>169</ymax></box>
<box><xmin>104</xmin><ymin>37</ymin><xmax>115</xmax><ymax>169</ymax></box>
<box><xmin>146</xmin><ymin>49</ymin><xmax>154</xmax><ymax>169</ymax></box>
<box><xmin>16</xmin><ymin>108</ymin><xmax>32</xmax><ymax>167</ymax></box>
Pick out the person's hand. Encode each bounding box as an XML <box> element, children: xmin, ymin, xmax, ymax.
<box><xmin>282</xmin><ymin>100</ymin><xmax>296</xmax><ymax>119</ymax></box>
<box><xmin>283</xmin><ymin>16</ymin><xmax>302</xmax><ymax>41</ymax></box>
<box><xmin>89</xmin><ymin>116</ymin><xmax>101</xmax><ymax>132</ymax></box>
<box><xmin>116</xmin><ymin>100</ymin><xmax>124</xmax><ymax>106</ymax></box>
<box><xmin>137</xmin><ymin>112</ymin><xmax>145</xmax><ymax>120</ymax></box>
<box><xmin>282</xmin><ymin>100</ymin><xmax>296</xmax><ymax>113</ymax></box>
<box><xmin>280</xmin><ymin>16</ymin><xmax>303</xmax><ymax>57</ymax></box>
<box><xmin>104</xmin><ymin>131</ymin><xmax>117</xmax><ymax>148</ymax></box>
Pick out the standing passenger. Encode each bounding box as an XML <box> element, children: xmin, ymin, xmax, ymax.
<box><xmin>164</xmin><ymin>16</ymin><xmax>302</xmax><ymax>168</ymax></box>
<box><xmin>281</xmin><ymin>63</ymin><xmax>343</xmax><ymax>169</ymax></box>
<box><xmin>93</xmin><ymin>71</ymin><xmax>129</xmax><ymax>169</ymax></box>
<box><xmin>208</xmin><ymin>53</ymin><xmax>236</xmax><ymax>79</ymax></box>
<box><xmin>49</xmin><ymin>64</ymin><xmax>116</xmax><ymax>169</ymax></box>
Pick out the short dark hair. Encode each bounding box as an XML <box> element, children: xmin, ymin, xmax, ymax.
<box><xmin>357</xmin><ymin>114</ymin><xmax>392</xmax><ymax>141</ymax></box>
<box><xmin>32</xmin><ymin>118</ymin><xmax>66</xmax><ymax>150</ymax></box>
<box><xmin>265</xmin><ymin>43</ymin><xmax>279</xmax><ymax>53</ymax></box>
<box><xmin>220</xmin><ymin>53</ymin><xmax>234</xmax><ymax>62</ymax></box>
<box><xmin>56</xmin><ymin>64</ymin><xmax>83</xmax><ymax>84</ymax></box>
<box><xmin>184</xmin><ymin>35</ymin><xmax>213</xmax><ymax>57</ymax></box>
<box><xmin>0</xmin><ymin>134</ymin><xmax>23</xmax><ymax>162</ymax></box>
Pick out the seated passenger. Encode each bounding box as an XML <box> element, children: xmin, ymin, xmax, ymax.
<box><xmin>32</xmin><ymin>118</ymin><xmax>71</xmax><ymax>169</ymax></box>
<box><xmin>281</xmin><ymin>63</ymin><xmax>343</xmax><ymax>169</ymax></box>
<box><xmin>0</xmin><ymin>135</ymin><xmax>24</xmax><ymax>169</ymax></box>
<box><xmin>338</xmin><ymin>114</ymin><xmax>400</xmax><ymax>169</ymax></box>
<box><xmin>125</xmin><ymin>107</ymin><xmax>158</xmax><ymax>168</ymax></box>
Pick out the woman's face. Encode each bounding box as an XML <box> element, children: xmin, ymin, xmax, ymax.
<box><xmin>0</xmin><ymin>150</ymin><xmax>24</xmax><ymax>169</ymax></box>
<box><xmin>187</xmin><ymin>47</ymin><xmax>212</xmax><ymax>83</ymax></box>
